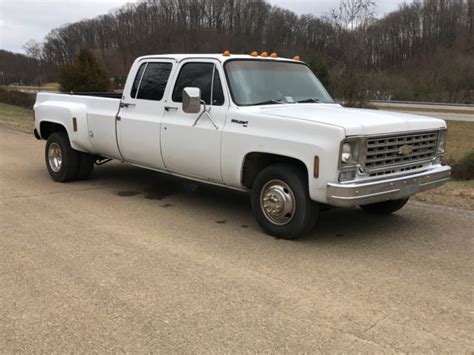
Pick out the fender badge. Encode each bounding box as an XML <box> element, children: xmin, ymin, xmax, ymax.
<box><xmin>398</xmin><ymin>144</ymin><xmax>414</xmax><ymax>156</ymax></box>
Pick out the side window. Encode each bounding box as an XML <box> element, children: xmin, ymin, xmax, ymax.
<box><xmin>130</xmin><ymin>63</ymin><xmax>146</xmax><ymax>98</ymax></box>
<box><xmin>135</xmin><ymin>62</ymin><xmax>172</xmax><ymax>101</ymax></box>
<box><xmin>172</xmin><ymin>63</ymin><xmax>224</xmax><ymax>106</ymax></box>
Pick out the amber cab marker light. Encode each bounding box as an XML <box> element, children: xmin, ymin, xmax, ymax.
<box><xmin>314</xmin><ymin>156</ymin><xmax>320</xmax><ymax>178</ymax></box>
<box><xmin>250</xmin><ymin>51</ymin><xmax>258</xmax><ymax>57</ymax></box>
<box><xmin>223</xmin><ymin>50</ymin><xmax>231</xmax><ymax>56</ymax></box>
<box><xmin>261</xmin><ymin>51</ymin><xmax>268</xmax><ymax>58</ymax></box>
<box><xmin>293</xmin><ymin>55</ymin><xmax>300</xmax><ymax>61</ymax></box>
<box><xmin>270</xmin><ymin>52</ymin><xmax>278</xmax><ymax>58</ymax></box>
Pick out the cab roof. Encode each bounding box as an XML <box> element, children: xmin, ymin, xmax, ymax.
<box><xmin>136</xmin><ymin>53</ymin><xmax>303</xmax><ymax>64</ymax></box>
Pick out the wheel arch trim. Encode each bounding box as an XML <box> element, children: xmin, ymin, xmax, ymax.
<box><xmin>240</xmin><ymin>151</ymin><xmax>310</xmax><ymax>189</ymax></box>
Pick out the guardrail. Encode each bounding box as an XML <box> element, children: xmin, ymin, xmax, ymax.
<box><xmin>370</xmin><ymin>100</ymin><xmax>474</xmax><ymax>108</ymax></box>
<box><xmin>369</xmin><ymin>101</ymin><xmax>474</xmax><ymax>116</ymax></box>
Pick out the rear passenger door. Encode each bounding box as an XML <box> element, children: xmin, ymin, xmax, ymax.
<box><xmin>117</xmin><ymin>60</ymin><xmax>173</xmax><ymax>169</ymax></box>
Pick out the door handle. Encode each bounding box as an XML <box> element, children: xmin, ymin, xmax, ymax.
<box><xmin>231</xmin><ymin>119</ymin><xmax>248</xmax><ymax>125</ymax></box>
<box><xmin>165</xmin><ymin>106</ymin><xmax>178</xmax><ymax>112</ymax></box>
<box><xmin>120</xmin><ymin>102</ymin><xmax>135</xmax><ymax>108</ymax></box>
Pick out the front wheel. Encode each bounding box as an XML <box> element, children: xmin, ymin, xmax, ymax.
<box><xmin>360</xmin><ymin>198</ymin><xmax>409</xmax><ymax>215</ymax></box>
<box><xmin>251</xmin><ymin>164</ymin><xmax>319</xmax><ymax>240</ymax></box>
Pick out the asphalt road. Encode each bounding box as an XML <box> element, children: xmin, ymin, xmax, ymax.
<box><xmin>1</xmin><ymin>127</ymin><xmax>473</xmax><ymax>353</ymax></box>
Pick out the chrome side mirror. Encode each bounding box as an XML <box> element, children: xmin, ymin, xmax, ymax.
<box><xmin>182</xmin><ymin>87</ymin><xmax>201</xmax><ymax>114</ymax></box>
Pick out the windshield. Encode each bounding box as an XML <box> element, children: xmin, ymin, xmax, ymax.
<box><xmin>224</xmin><ymin>60</ymin><xmax>335</xmax><ymax>106</ymax></box>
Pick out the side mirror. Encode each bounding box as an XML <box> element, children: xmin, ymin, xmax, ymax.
<box><xmin>182</xmin><ymin>87</ymin><xmax>201</xmax><ymax>114</ymax></box>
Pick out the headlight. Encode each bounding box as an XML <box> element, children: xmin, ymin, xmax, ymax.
<box><xmin>437</xmin><ymin>129</ymin><xmax>447</xmax><ymax>154</ymax></box>
<box><xmin>340</xmin><ymin>140</ymin><xmax>361</xmax><ymax>165</ymax></box>
<box><xmin>339</xmin><ymin>138</ymin><xmax>366</xmax><ymax>182</ymax></box>
<box><xmin>341</xmin><ymin>143</ymin><xmax>352</xmax><ymax>163</ymax></box>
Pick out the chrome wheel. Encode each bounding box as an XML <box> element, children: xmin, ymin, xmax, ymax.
<box><xmin>260</xmin><ymin>179</ymin><xmax>296</xmax><ymax>226</ymax></box>
<box><xmin>48</xmin><ymin>142</ymin><xmax>62</xmax><ymax>173</ymax></box>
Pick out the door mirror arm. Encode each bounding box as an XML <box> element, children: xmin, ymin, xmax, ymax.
<box><xmin>193</xmin><ymin>100</ymin><xmax>218</xmax><ymax>129</ymax></box>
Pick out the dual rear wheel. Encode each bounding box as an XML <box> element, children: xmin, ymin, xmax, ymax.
<box><xmin>45</xmin><ymin>131</ymin><xmax>95</xmax><ymax>182</ymax></box>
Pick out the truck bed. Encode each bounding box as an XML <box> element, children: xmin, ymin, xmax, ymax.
<box><xmin>34</xmin><ymin>92</ymin><xmax>122</xmax><ymax>158</ymax></box>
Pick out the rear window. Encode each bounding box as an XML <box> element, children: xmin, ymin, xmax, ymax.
<box><xmin>131</xmin><ymin>62</ymin><xmax>173</xmax><ymax>101</ymax></box>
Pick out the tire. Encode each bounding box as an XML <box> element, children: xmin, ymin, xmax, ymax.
<box><xmin>45</xmin><ymin>131</ymin><xmax>80</xmax><ymax>182</ymax></box>
<box><xmin>251</xmin><ymin>163</ymin><xmax>319</xmax><ymax>240</ymax></box>
<box><xmin>77</xmin><ymin>153</ymin><xmax>95</xmax><ymax>180</ymax></box>
<box><xmin>360</xmin><ymin>198</ymin><xmax>409</xmax><ymax>215</ymax></box>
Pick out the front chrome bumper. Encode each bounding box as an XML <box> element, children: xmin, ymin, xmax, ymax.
<box><xmin>326</xmin><ymin>165</ymin><xmax>451</xmax><ymax>208</ymax></box>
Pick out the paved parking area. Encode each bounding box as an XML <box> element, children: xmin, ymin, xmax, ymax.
<box><xmin>1</xmin><ymin>128</ymin><xmax>473</xmax><ymax>352</ymax></box>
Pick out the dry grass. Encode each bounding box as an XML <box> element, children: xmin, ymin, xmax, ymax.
<box><xmin>413</xmin><ymin>180</ymin><xmax>474</xmax><ymax>210</ymax></box>
<box><xmin>0</xmin><ymin>103</ymin><xmax>33</xmax><ymax>133</ymax></box>
<box><xmin>444</xmin><ymin>121</ymin><xmax>474</xmax><ymax>162</ymax></box>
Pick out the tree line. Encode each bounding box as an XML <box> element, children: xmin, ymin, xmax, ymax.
<box><xmin>3</xmin><ymin>0</ymin><xmax>473</xmax><ymax>104</ymax></box>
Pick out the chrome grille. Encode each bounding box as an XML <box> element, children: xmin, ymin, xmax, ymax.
<box><xmin>365</xmin><ymin>131</ymin><xmax>439</xmax><ymax>173</ymax></box>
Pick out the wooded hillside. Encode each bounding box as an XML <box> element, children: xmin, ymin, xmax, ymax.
<box><xmin>3</xmin><ymin>0</ymin><xmax>473</xmax><ymax>103</ymax></box>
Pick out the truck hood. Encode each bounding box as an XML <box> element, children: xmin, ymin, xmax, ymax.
<box><xmin>255</xmin><ymin>104</ymin><xmax>446</xmax><ymax>135</ymax></box>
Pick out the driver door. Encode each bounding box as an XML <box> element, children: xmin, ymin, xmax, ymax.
<box><xmin>160</xmin><ymin>60</ymin><xmax>228</xmax><ymax>182</ymax></box>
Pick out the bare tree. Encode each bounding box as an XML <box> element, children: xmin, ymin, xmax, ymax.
<box><xmin>23</xmin><ymin>39</ymin><xmax>43</xmax><ymax>60</ymax></box>
<box><xmin>3</xmin><ymin>0</ymin><xmax>471</xmax><ymax>104</ymax></box>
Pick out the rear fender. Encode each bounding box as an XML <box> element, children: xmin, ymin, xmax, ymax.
<box><xmin>35</xmin><ymin>101</ymin><xmax>91</xmax><ymax>153</ymax></box>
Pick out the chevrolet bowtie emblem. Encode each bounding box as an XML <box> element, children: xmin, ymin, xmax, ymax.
<box><xmin>398</xmin><ymin>144</ymin><xmax>414</xmax><ymax>156</ymax></box>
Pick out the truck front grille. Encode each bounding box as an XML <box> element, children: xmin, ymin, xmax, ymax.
<box><xmin>365</xmin><ymin>131</ymin><xmax>439</xmax><ymax>175</ymax></box>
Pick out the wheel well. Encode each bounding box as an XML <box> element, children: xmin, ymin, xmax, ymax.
<box><xmin>241</xmin><ymin>152</ymin><xmax>308</xmax><ymax>189</ymax></box>
<box><xmin>39</xmin><ymin>121</ymin><xmax>67</xmax><ymax>140</ymax></box>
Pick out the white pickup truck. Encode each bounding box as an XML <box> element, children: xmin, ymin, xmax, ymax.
<box><xmin>34</xmin><ymin>53</ymin><xmax>451</xmax><ymax>239</ymax></box>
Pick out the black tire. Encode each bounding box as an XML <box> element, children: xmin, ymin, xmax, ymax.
<box><xmin>77</xmin><ymin>153</ymin><xmax>95</xmax><ymax>180</ymax></box>
<box><xmin>251</xmin><ymin>163</ymin><xmax>319</xmax><ymax>240</ymax></box>
<box><xmin>360</xmin><ymin>198</ymin><xmax>409</xmax><ymax>215</ymax></box>
<box><xmin>45</xmin><ymin>131</ymin><xmax>80</xmax><ymax>182</ymax></box>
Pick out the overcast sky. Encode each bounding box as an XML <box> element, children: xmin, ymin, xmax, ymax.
<box><xmin>0</xmin><ymin>0</ymin><xmax>405</xmax><ymax>54</ymax></box>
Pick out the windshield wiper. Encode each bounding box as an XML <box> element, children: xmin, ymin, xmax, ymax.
<box><xmin>250</xmin><ymin>99</ymin><xmax>284</xmax><ymax>106</ymax></box>
<box><xmin>296</xmin><ymin>98</ymin><xmax>320</xmax><ymax>103</ymax></box>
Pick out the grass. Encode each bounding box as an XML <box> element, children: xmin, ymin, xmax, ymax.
<box><xmin>0</xmin><ymin>103</ymin><xmax>33</xmax><ymax>133</ymax></box>
<box><xmin>444</xmin><ymin>121</ymin><xmax>474</xmax><ymax>162</ymax></box>
<box><xmin>0</xmin><ymin>102</ymin><xmax>472</xmax><ymax>209</ymax></box>
<box><xmin>413</xmin><ymin>180</ymin><xmax>474</xmax><ymax>210</ymax></box>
